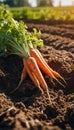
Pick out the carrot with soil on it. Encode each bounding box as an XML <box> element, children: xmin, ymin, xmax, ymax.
<box><xmin>32</xmin><ymin>72</ymin><xmax>44</xmax><ymax>94</ymax></box>
<box><xmin>0</xmin><ymin>7</ymin><xmax>66</xmax><ymax>103</ymax></box>
<box><xmin>30</xmin><ymin>48</ymin><xmax>66</xmax><ymax>87</ymax></box>
<box><xmin>24</xmin><ymin>57</ymin><xmax>48</xmax><ymax>90</ymax></box>
<box><xmin>19</xmin><ymin>68</ymin><xmax>27</xmax><ymax>85</ymax></box>
<box><xmin>36</xmin><ymin>49</ymin><xmax>65</xmax><ymax>83</ymax></box>
<box><xmin>23</xmin><ymin>57</ymin><xmax>51</xmax><ymax>103</ymax></box>
<box><xmin>23</xmin><ymin>58</ymin><xmax>44</xmax><ymax>93</ymax></box>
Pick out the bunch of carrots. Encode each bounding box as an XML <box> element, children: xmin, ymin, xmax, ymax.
<box><xmin>19</xmin><ymin>48</ymin><xmax>66</xmax><ymax>103</ymax></box>
<box><xmin>0</xmin><ymin>6</ymin><xmax>66</xmax><ymax>103</ymax></box>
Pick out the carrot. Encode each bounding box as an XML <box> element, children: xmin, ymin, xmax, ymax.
<box><xmin>18</xmin><ymin>67</ymin><xmax>27</xmax><ymax>86</ymax></box>
<box><xmin>36</xmin><ymin>49</ymin><xmax>67</xmax><ymax>85</ymax></box>
<box><xmin>24</xmin><ymin>58</ymin><xmax>42</xmax><ymax>91</ymax></box>
<box><xmin>21</xmin><ymin>68</ymin><xmax>27</xmax><ymax>80</ymax></box>
<box><xmin>36</xmin><ymin>49</ymin><xmax>66</xmax><ymax>82</ymax></box>
<box><xmin>24</xmin><ymin>57</ymin><xmax>47</xmax><ymax>90</ymax></box>
<box><xmin>32</xmin><ymin>72</ymin><xmax>44</xmax><ymax>93</ymax></box>
<box><xmin>36</xmin><ymin>49</ymin><xmax>66</xmax><ymax>83</ymax></box>
<box><xmin>24</xmin><ymin>57</ymin><xmax>51</xmax><ymax>103</ymax></box>
<box><xmin>30</xmin><ymin>49</ymin><xmax>66</xmax><ymax>86</ymax></box>
<box><xmin>30</xmin><ymin>49</ymin><xmax>55</xmax><ymax>78</ymax></box>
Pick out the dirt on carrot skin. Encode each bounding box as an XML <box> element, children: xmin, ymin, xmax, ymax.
<box><xmin>0</xmin><ymin>20</ymin><xmax>74</xmax><ymax>130</ymax></box>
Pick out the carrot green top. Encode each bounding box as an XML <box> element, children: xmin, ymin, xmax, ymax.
<box><xmin>0</xmin><ymin>5</ymin><xmax>43</xmax><ymax>58</ymax></box>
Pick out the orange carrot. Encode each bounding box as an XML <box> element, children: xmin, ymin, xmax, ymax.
<box><xmin>36</xmin><ymin>49</ymin><xmax>67</xmax><ymax>85</ymax></box>
<box><xmin>32</xmin><ymin>72</ymin><xmax>44</xmax><ymax>93</ymax></box>
<box><xmin>30</xmin><ymin>49</ymin><xmax>66</xmax><ymax>86</ymax></box>
<box><xmin>24</xmin><ymin>58</ymin><xmax>40</xmax><ymax>88</ymax></box>
<box><xmin>30</xmin><ymin>49</ymin><xmax>55</xmax><ymax>79</ymax></box>
<box><xmin>24</xmin><ymin>57</ymin><xmax>48</xmax><ymax>90</ymax></box>
<box><xmin>21</xmin><ymin>68</ymin><xmax>27</xmax><ymax>81</ymax></box>
<box><xmin>24</xmin><ymin>57</ymin><xmax>51</xmax><ymax>103</ymax></box>
<box><xmin>18</xmin><ymin>68</ymin><xmax>27</xmax><ymax>86</ymax></box>
<box><xmin>35</xmin><ymin>49</ymin><xmax>66</xmax><ymax>81</ymax></box>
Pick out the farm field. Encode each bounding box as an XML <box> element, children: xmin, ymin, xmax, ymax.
<box><xmin>0</xmin><ymin>19</ymin><xmax>74</xmax><ymax>130</ymax></box>
<box><xmin>10</xmin><ymin>6</ymin><xmax>74</xmax><ymax>21</ymax></box>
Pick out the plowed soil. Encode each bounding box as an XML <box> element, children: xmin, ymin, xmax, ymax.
<box><xmin>0</xmin><ymin>20</ymin><xmax>74</xmax><ymax>130</ymax></box>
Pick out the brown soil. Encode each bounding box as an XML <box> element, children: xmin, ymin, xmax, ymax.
<box><xmin>0</xmin><ymin>20</ymin><xmax>74</xmax><ymax>130</ymax></box>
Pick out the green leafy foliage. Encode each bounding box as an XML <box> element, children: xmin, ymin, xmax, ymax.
<box><xmin>10</xmin><ymin>6</ymin><xmax>74</xmax><ymax>21</ymax></box>
<box><xmin>0</xmin><ymin>5</ymin><xmax>43</xmax><ymax>57</ymax></box>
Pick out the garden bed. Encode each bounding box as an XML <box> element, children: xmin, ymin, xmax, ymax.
<box><xmin>0</xmin><ymin>20</ymin><xmax>74</xmax><ymax>130</ymax></box>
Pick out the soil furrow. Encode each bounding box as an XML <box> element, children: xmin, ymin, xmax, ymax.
<box><xmin>0</xmin><ymin>20</ymin><xmax>74</xmax><ymax>130</ymax></box>
<box><xmin>26</xmin><ymin>23</ymin><xmax>74</xmax><ymax>40</ymax></box>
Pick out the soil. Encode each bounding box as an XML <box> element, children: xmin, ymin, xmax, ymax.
<box><xmin>0</xmin><ymin>20</ymin><xmax>74</xmax><ymax>130</ymax></box>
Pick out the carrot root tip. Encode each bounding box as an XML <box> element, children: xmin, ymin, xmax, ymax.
<box><xmin>10</xmin><ymin>80</ymin><xmax>22</xmax><ymax>94</ymax></box>
<box><xmin>37</xmin><ymin>85</ymin><xmax>44</xmax><ymax>94</ymax></box>
<box><xmin>46</xmin><ymin>88</ymin><xmax>52</xmax><ymax>104</ymax></box>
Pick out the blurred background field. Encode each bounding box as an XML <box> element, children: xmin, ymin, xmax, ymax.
<box><xmin>10</xmin><ymin>6</ymin><xmax>74</xmax><ymax>21</ymax></box>
<box><xmin>0</xmin><ymin>0</ymin><xmax>74</xmax><ymax>21</ymax></box>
